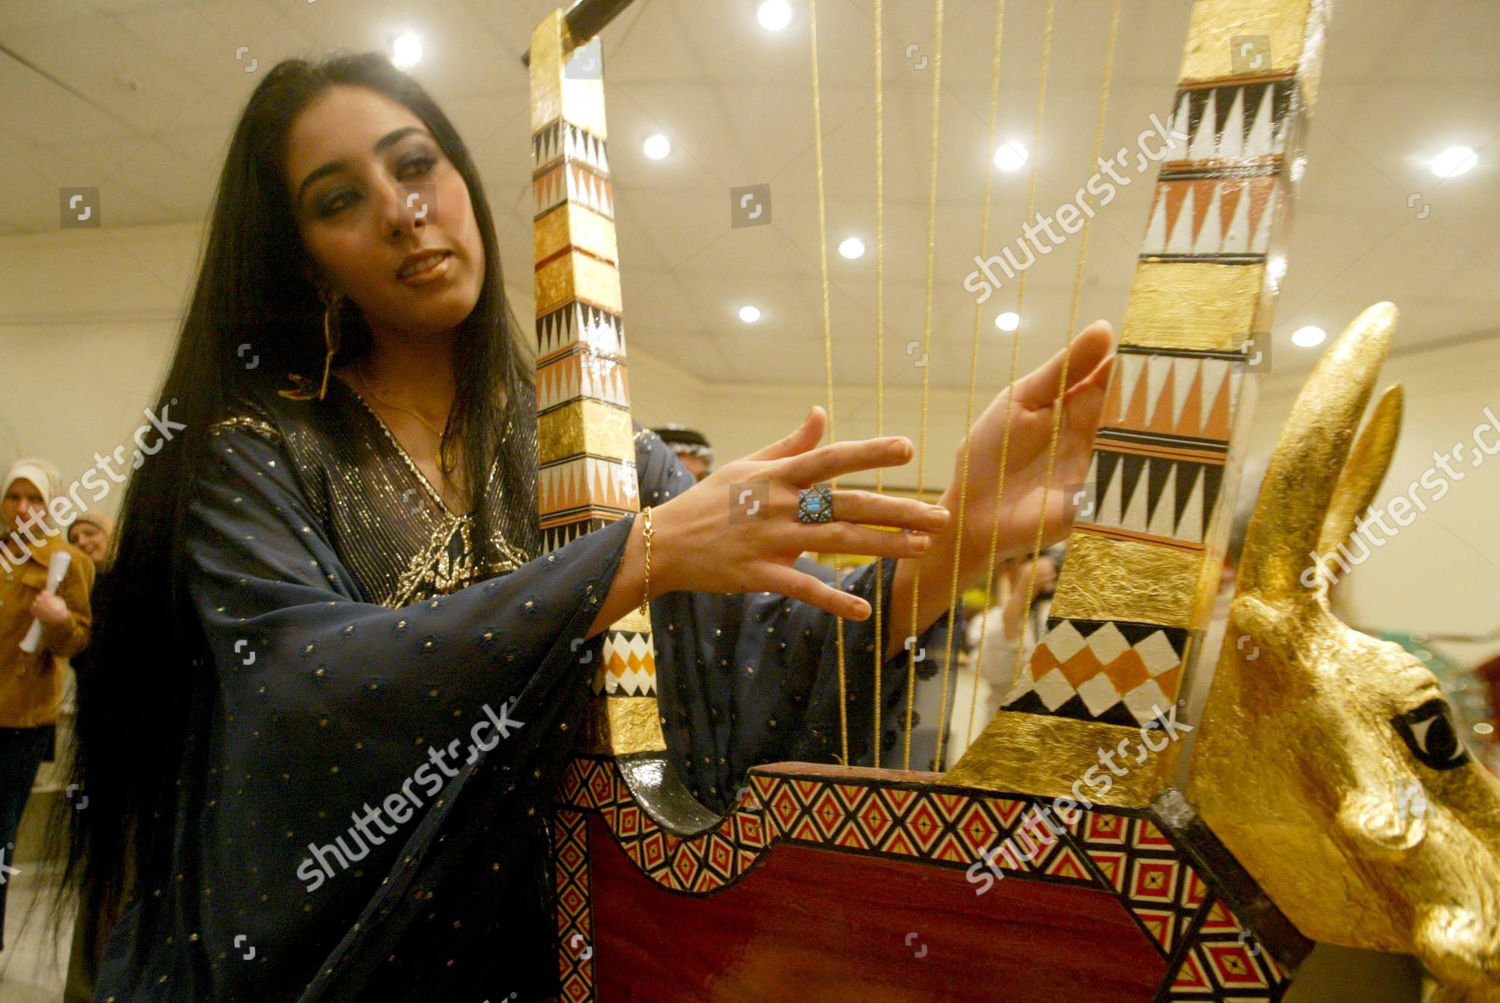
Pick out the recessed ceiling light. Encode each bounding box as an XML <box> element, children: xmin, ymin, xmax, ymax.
<box><xmin>757</xmin><ymin>0</ymin><xmax>793</xmax><ymax>31</ymax></box>
<box><xmin>1291</xmin><ymin>325</ymin><xmax>1326</xmax><ymax>348</ymax></box>
<box><xmin>838</xmin><ymin>237</ymin><xmax>866</xmax><ymax>259</ymax></box>
<box><xmin>993</xmin><ymin>141</ymin><xmax>1028</xmax><ymax>172</ymax></box>
<box><xmin>390</xmin><ymin>32</ymin><xmax>422</xmax><ymax>69</ymax></box>
<box><xmin>1431</xmin><ymin>145</ymin><xmax>1478</xmax><ymax>178</ymax></box>
<box><xmin>995</xmin><ymin>311</ymin><xmax>1021</xmax><ymax>331</ymax></box>
<box><xmin>739</xmin><ymin>305</ymin><xmax>762</xmax><ymax>323</ymax></box>
<box><xmin>1475</xmin><ymin>722</ymin><xmax>1495</xmax><ymax>737</ymax></box>
<box><xmin>642</xmin><ymin>134</ymin><xmax>671</xmax><ymax>160</ymax></box>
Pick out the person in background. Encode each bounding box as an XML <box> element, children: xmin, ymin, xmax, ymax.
<box><xmin>66</xmin><ymin>511</ymin><xmax>115</xmax><ymax>574</ymax></box>
<box><xmin>0</xmin><ymin>459</ymin><xmax>92</xmax><ymax>952</ymax></box>
<box><xmin>652</xmin><ymin>424</ymin><xmax>714</xmax><ymax>481</ymax></box>
<box><xmin>945</xmin><ymin>545</ymin><xmax>1063</xmax><ymax>766</ymax></box>
<box><xmin>61</xmin><ymin>511</ymin><xmax>115</xmax><ymax>1001</ymax></box>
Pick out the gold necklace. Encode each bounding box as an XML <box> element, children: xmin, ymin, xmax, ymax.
<box><xmin>356</xmin><ymin>358</ymin><xmax>457</xmax><ymax>473</ymax></box>
<box><xmin>356</xmin><ymin>358</ymin><xmax>450</xmax><ymax>439</ymax></box>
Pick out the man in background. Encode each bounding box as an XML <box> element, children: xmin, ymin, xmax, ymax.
<box><xmin>652</xmin><ymin>424</ymin><xmax>714</xmax><ymax>482</ymax></box>
<box><xmin>0</xmin><ymin>459</ymin><xmax>92</xmax><ymax>951</ymax></box>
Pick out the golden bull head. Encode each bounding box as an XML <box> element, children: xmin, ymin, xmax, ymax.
<box><xmin>1186</xmin><ymin>302</ymin><xmax>1500</xmax><ymax>1001</ymax></box>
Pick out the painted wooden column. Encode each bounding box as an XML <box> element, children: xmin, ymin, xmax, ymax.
<box><xmin>530</xmin><ymin>12</ymin><xmax>663</xmax><ymax>753</ymax></box>
<box><xmin>948</xmin><ymin>0</ymin><xmax>1331</xmax><ymax>808</ymax></box>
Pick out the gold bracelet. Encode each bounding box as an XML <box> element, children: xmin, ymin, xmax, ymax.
<box><xmin>639</xmin><ymin>505</ymin><xmax>653</xmax><ymax>618</ymax></box>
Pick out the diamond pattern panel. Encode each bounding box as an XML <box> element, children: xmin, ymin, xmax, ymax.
<box><xmin>1004</xmin><ymin>618</ymin><xmax>1191</xmax><ymax>726</ymax></box>
<box><xmin>1166</xmin><ymin>897</ymin><xmax>1296</xmax><ymax>1001</ymax></box>
<box><xmin>1066</xmin><ymin>813</ymin><xmax>1202</xmax><ymax>959</ymax></box>
<box><xmin>552</xmin><ymin>808</ymin><xmax>594</xmax><ymax>1002</ymax></box>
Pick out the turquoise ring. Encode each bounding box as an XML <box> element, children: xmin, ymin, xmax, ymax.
<box><xmin>797</xmin><ymin>486</ymin><xmax>834</xmax><ymax>523</ymax></box>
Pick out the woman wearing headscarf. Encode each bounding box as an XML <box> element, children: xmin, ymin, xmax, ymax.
<box><xmin>0</xmin><ymin>458</ymin><xmax>92</xmax><ymax>951</ymax></box>
<box><xmin>67</xmin><ymin>510</ymin><xmax>116</xmax><ymax>575</ymax></box>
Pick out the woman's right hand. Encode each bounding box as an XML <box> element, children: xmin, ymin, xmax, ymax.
<box><xmin>648</xmin><ymin>406</ymin><xmax>952</xmax><ymax>620</ymax></box>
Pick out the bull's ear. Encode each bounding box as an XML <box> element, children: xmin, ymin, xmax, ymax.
<box><xmin>1336</xmin><ymin>784</ymin><xmax>1426</xmax><ymax>861</ymax></box>
<box><xmin>1237</xmin><ymin>303</ymin><xmax>1396</xmax><ymax>603</ymax></box>
<box><xmin>1317</xmin><ymin>383</ymin><xmax>1403</xmax><ymax>559</ymax></box>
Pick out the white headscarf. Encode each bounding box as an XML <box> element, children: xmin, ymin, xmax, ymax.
<box><xmin>2</xmin><ymin>457</ymin><xmax>62</xmax><ymax>507</ymax></box>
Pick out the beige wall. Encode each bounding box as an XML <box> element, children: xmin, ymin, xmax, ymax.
<box><xmin>4</xmin><ymin>222</ymin><xmax>1498</xmax><ymax>674</ymax></box>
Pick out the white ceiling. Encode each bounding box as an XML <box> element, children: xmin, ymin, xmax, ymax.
<box><xmin>1</xmin><ymin>0</ymin><xmax>1496</xmax><ymax>387</ymax></box>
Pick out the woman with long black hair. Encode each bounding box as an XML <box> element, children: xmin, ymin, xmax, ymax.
<box><xmin>62</xmin><ymin>52</ymin><xmax>1112</xmax><ymax>1000</ymax></box>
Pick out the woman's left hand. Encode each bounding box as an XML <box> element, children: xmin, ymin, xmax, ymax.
<box><xmin>30</xmin><ymin>589</ymin><xmax>70</xmax><ymax>627</ymax></box>
<box><xmin>913</xmin><ymin>321</ymin><xmax>1115</xmax><ymax>598</ymax></box>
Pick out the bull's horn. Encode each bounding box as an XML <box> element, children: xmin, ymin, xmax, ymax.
<box><xmin>1237</xmin><ymin>302</ymin><xmax>1397</xmax><ymax>600</ymax></box>
<box><xmin>1317</xmin><ymin>383</ymin><xmax>1404</xmax><ymax>559</ymax></box>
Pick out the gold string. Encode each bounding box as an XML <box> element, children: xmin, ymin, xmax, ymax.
<box><xmin>1015</xmin><ymin>0</ymin><xmax>1122</xmax><ymax>690</ymax></box>
<box><xmin>962</xmin><ymin>0</ymin><xmax>1056</xmax><ymax>759</ymax></box>
<box><xmin>806</xmin><ymin>0</ymin><xmax>848</xmax><ymax>768</ymax></box>
<box><xmin>936</xmin><ymin>0</ymin><xmax>1007</xmax><ymax>771</ymax></box>
<box><xmin>902</xmin><ymin>0</ymin><xmax>946</xmax><ymax>771</ymax></box>
<box><xmin>870</xmin><ymin>0</ymin><xmax>886</xmax><ymax>768</ymax></box>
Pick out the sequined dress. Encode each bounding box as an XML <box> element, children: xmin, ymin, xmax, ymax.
<box><xmin>95</xmin><ymin>372</ymin><xmax>958</xmax><ymax>1002</ymax></box>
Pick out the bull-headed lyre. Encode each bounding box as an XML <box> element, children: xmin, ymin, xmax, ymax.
<box><xmin>526</xmin><ymin>0</ymin><xmax>1499</xmax><ymax>999</ymax></box>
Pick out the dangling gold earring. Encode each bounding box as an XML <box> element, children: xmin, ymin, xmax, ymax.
<box><xmin>319</xmin><ymin>291</ymin><xmax>342</xmax><ymax>400</ymax></box>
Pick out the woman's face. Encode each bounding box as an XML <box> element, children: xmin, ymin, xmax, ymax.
<box><xmin>69</xmin><ymin>521</ymin><xmax>109</xmax><ymax>563</ymax></box>
<box><xmin>284</xmin><ymin>85</ymin><xmax>484</xmax><ymax>342</ymax></box>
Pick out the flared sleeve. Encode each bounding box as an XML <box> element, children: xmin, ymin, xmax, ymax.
<box><xmin>100</xmin><ymin>416</ymin><xmax>635</xmax><ymax>1002</ymax></box>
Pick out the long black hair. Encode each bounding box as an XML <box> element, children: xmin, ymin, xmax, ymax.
<box><xmin>59</xmin><ymin>51</ymin><xmax>534</xmax><ymax>926</ymax></box>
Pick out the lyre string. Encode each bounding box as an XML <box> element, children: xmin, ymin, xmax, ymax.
<box><xmin>804</xmin><ymin>0</ymin><xmax>849</xmax><ymax>768</ymax></box>
<box><xmin>901</xmin><ymin>0</ymin><xmax>947</xmax><ymax>771</ymax></box>
<box><xmin>938</xmin><ymin>0</ymin><xmax>1009</xmax><ymax>770</ymax></box>
<box><xmin>1064</xmin><ymin>0</ymin><xmax>1122</xmax><ymax>369</ymax></box>
<box><xmin>1012</xmin><ymin>0</ymin><xmax>1123</xmax><ymax>727</ymax></box>
<box><xmin>960</xmin><ymin>0</ymin><xmax>1056</xmax><ymax>761</ymax></box>
<box><xmin>871</xmin><ymin>0</ymin><xmax>887</xmax><ymax>768</ymax></box>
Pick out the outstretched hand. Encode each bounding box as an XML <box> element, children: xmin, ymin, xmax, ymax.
<box><xmin>911</xmin><ymin>321</ymin><xmax>1115</xmax><ymax>602</ymax></box>
<box><xmin>599</xmin><ymin>321</ymin><xmax>1112</xmax><ymax>641</ymax></box>
<box><xmin>648</xmin><ymin>408</ymin><xmax>951</xmax><ymax>621</ymax></box>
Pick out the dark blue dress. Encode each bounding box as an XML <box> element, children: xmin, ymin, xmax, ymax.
<box><xmin>95</xmin><ymin>374</ymin><xmax>958</xmax><ymax>1001</ymax></box>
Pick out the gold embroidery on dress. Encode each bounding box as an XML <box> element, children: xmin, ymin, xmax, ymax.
<box><xmin>347</xmin><ymin>386</ymin><xmax>464</xmax><ymax>517</ymax></box>
<box><xmin>387</xmin><ymin>516</ymin><xmax>529</xmax><ymax>606</ymax></box>
<box><xmin>208</xmin><ymin>415</ymin><xmax>282</xmax><ymax>442</ymax></box>
<box><xmin>341</xmin><ymin>392</ymin><xmax>530</xmax><ymax>605</ymax></box>
<box><xmin>262</xmin><ymin>377</ymin><xmax>536</xmax><ymax>609</ymax></box>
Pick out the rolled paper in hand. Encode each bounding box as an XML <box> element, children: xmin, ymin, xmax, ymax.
<box><xmin>19</xmin><ymin>550</ymin><xmax>72</xmax><ymax>654</ymax></box>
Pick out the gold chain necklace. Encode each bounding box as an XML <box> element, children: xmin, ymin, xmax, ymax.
<box><xmin>356</xmin><ymin>358</ymin><xmax>450</xmax><ymax>439</ymax></box>
<box><xmin>356</xmin><ymin>358</ymin><xmax>456</xmax><ymax>473</ymax></box>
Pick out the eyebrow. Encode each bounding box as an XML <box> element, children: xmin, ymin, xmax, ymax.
<box><xmin>295</xmin><ymin>126</ymin><xmax>432</xmax><ymax>208</ymax></box>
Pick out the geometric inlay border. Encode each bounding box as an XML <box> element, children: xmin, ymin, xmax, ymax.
<box><xmin>553</xmin><ymin>757</ymin><xmax>1308</xmax><ymax>1001</ymax></box>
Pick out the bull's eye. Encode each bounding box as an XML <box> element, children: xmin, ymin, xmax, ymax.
<box><xmin>1392</xmin><ymin>698</ymin><xmax>1471</xmax><ymax>772</ymax></box>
